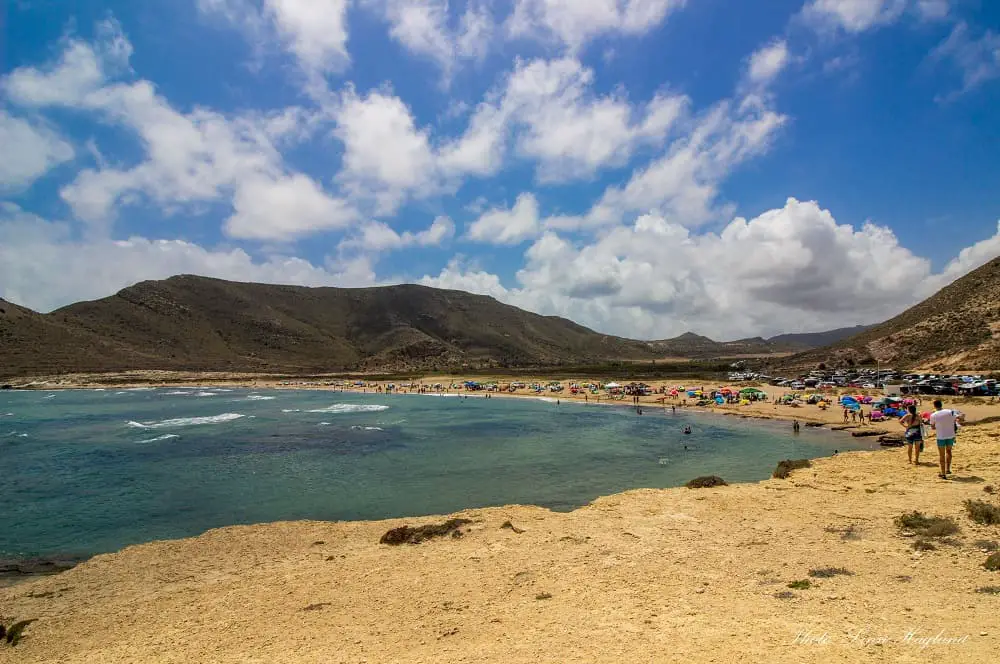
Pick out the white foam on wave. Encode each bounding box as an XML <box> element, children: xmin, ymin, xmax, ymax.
<box><xmin>42</xmin><ymin>394</ymin><xmax>57</xmax><ymax>400</ymax></box>
<box><xmin>281</xmin><ymin>409</ymin><xmax>301</xmax><ymax>413</ymax></box>
<box><xmin>163</xmin><ymin>390</ymin><xmax>191</xmax><ymax>396</ymax></box>
<box><xmin>244</xmin><ymin>395</ymin><xmax>275</xmax><ymax>401</ymax></box>
<box><xmin>126</xmin><ymin>413</ymin><xmax>244</xmax><ymax>429</ymax></box>
<box><xmin>137</xmin><ymin>434</ymin><xmax>180</xmax><ymax>443</ymax></box>
<box><xmin>124</xmin><ymin>387</ymin><xmax>154</xmax><ymax>391</ymax></box>
<box><xmin>318</xmin><ymin>421</ymin><xmax>331</xmax><ymax>426</ymax></box>
<box><xmin>305</xmin><ymin>404</ymin><xmax>390</xmax><ymax>414</ymax></box>
<box><xmin>351</xmin><ymin>425</ymin><xmax>384</xmax><ymax>431</ymax></box>
<box><xmin>2</xmin><ymin>413</ymin><xmax>12</xmax><ymax>417</ymax></box>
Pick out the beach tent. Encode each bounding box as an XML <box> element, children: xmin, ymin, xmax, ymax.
<box><xmin>606</xmin><ymin>382</ymin><xmax>621</xmax><ymax>389</ymax></box>
<box><xmin>715</xmin><ymin>396</ymin><xmax>724</xmax><ymax>404</ymax></box>
<box><xmin>739</xmin><ymin>387</ymin><xmax>765</xmax><ymax>395</ymax></box>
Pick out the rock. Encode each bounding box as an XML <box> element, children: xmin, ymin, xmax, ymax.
<box><xmin>500</xmin><ymin>520</ymin><xmax>525</xmax><ymax>534</ymax></box>
<box><xmin>0</xmin><ymin>556</ymin><xmax>82</xmax><ymax>578</ymax></box>
<box><xmin>685</xmin><ymin>475</ymin><xmax>728</xmax><ymax>489</ymax></box>
<box><xmin>379</xmin><ymin>518</ymin><xmax>472</xmax><ymax>545</ymax></box>
<box><xmin>851</xmin><ymin>430</ymin><xmax>888</xmax><ymax>438</ymax></box>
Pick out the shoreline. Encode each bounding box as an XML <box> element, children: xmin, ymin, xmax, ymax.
<box><xmin>11</xmin><ymin>371</ymin><xmax>998</xmax><ymax>436</ymax></box>
<box><xmin>2</xmin><ymin>417</ymin><xmax>999</xmax><ymax>662</ymax></box>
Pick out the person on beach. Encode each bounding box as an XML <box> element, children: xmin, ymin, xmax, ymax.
<box><xmin>793</xmin><ymin>420</ymin><xmax>800</xmax><ymax>433</ymax></box>
<box><xmin>929</xmin><ymin>400</ymin><xmax>964</xmax><ymax>479</ymax></box>
<box><xmin>843</xmin><ymin>408</ymin><xmax>850</xmax><ymax>424</ymax></box>
<box><xmin>899</xmin><ymin>404</ymin><xmax>923</xmax><ymax>465</ymax></box>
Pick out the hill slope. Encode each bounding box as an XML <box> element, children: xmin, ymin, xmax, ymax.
<box><xmin>2</xmin><ymin>276</ymin><xmax>660</xmax><ymax>376</ymax></box>
<box><xmin>787</xmin><ymin>257</ymin><xmax>1000</xmax><ymax>370</ymax></box>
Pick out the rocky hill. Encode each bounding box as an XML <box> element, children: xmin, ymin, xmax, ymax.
<box><xmin>787</xmin><ymin>257</ymin><xmax>1000</xmax><ymax>371</ymax></box>
<box><xmin>1</xmin><ymin>275</ymin><xmax>929</xmax><ymax>378</ymax></box>
<box><xmin>2</xmin><ymin>276</ymin><xmax>661</xmax><ymax>376</ymax></box>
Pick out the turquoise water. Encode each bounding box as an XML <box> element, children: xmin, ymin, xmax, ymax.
<box><xmin>0</xmin><ymin>388</ymin><xmax>872</xmax><ymax>558</ymax></box>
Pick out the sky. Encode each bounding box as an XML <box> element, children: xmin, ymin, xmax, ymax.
<box><xmin>2</xmin><ymin>0</ymin><xmax>999</xmax><ymax>341</ymax></box>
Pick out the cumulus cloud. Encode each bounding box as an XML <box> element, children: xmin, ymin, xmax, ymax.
<box><xmin>0</xmin><ymin>111</ymin><xmax>75</xmax><ymax>191</ymax></box>
<box><xmin>0</xmin><ymin>203</ymin><xmax>375</xmax><ymax>313</ymax></box>
<box><xmin>424</xmin><ymin>199</ymin><xmax>1000</xmax><ymax>339</ymax></box>
<box><xmin>455</xmin><ymin>57</ymin><xmax>688</xmax><ymax>183</ymax></box>
<box><xmin>465</xmin><ymin>193</ymin><xmax>541</xmax><ymax>244</ymax></box>
<box><xmin>507</xmin><ymin>0</ymin><xmax>686</xmax><ymax>52</ymax></box>
<box><xmin>198</xmin><ymin>0</ymin><xmax>350</xmax><ymax>75</ymax></box>
<box><xmin>362</xmin><ymin>0</ymin><xmax>494</xmax><ymax>78</ymax></box>
<box><xmin>3</xmin><ymin>23</ymin><xmax>353</xmax><ymax>240</ymax></box>
<box><xmin>341</xmin><ymin>216</ymin><xmax>455</xmax><ymax>252</ymax></box>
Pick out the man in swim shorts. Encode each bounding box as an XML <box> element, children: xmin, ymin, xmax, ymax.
<box><xmin>929</xmin><ymin>400</ymin><xmax>964</xmax><ymax>479</ymax></box>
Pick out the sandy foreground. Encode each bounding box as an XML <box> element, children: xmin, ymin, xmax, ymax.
<box><xmin>3</xmin><ymin>388</ymin><xmax>1000</xmax><ymax>663</ymax></box>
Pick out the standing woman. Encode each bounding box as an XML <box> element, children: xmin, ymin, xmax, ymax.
<box><xmin>900</xmin><ymin>404</ymin><xmax>923</xmax><ymax>465</ymax></box>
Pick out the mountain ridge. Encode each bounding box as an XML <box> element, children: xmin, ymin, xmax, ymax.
<box><xmin>0</xmin><ymin>274</ymin><xmax>960</xmax><ymax>378</ymax></box>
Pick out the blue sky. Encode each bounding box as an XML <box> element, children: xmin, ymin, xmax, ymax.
<box><xmin>2</xmin><ymin>0</ymin><xmax>999</xmax><ymax>340</ymax></box>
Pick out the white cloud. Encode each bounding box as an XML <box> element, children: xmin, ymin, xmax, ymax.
<box><xmin>456</xmin><ymin>57</ymin><xmax>688</xmax><ymax>183</ymax></box>
<box><xmin>801</xmin><ymin>0</ymin><xmax>908</xmax><ymax>33</ymax></box>
<box><xmin>423</xmin><ymin>198</ymin><xmax>1000</xmax><ymax>339</ymax></box>
<box><xmin>225</xmin><ymin>174</ymin><xmax>359</xmax><ymax>240</ymax></box>
<box><xmin>332</xmin><ymin>87</ymin><xmax>441</xmax><ymax>214</ymax></box>
<box><xmin>507</xmin><ymin>0</ymin><xmax>686</xmax><ymax>52</ymax></box>
<box><xmin>916</xmin><ymin>0</ymin><xmax>950</xmax><ymax>21</ymax></box>
<box><xmin>342</xmin><ymin>215</ymin><xmax>455</xmax><ymax>252</ymax></box>
<box><xmin>198</xmin><ymin>0</ymin><xmax>350</xmax><ymax>75</ymax></box>
<box><xmin>465</xmin><ymin>193</ymin><xmax>541</xmax><ymax>245</ymax></box>
<box><xmin>362</xmin><ymin>1</ymin><xmax>494</xmax><ymax>77</ymax></box>
<box><xmin>0</xmin><ymin>111</ymin><xmax>75</xmax><ymax>191</ymax></box>
<box><xmin>746</xmin><ymin>39</ymin><xmax>790</xmax><ymax>87</ymax></box>
<box><xmin>928</xmin><ymin>220</ymin><xmax>1000</xmax><ymax>291</ymax></box>
<box><xmin>0</xmin><ymin>203</ymin><xmax>375</xmax><ymax>313</ymax></box>
<box><xmin>930</xmin><ymin>22</ymin><xmax>1000</xmax><ymax>98</ymax></box>
<box><xmin>568</xmin><ymin>95</ymin><xmax>787</xmax><ymax>230</ymax></box>
<box><xmin>3</xmin><ymin>24</ymin><xmax>352</xmax><ymax>241</ymax></box>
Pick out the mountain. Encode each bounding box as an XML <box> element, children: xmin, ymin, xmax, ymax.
<box><xmin>786</xmin><ymin>257</ymin><xmax>1000</xmax><ymax>371</ymax></box>
<box><xmin>766</xmin><ymin>325</ymin><xmax>874</xmax><ymax>351</ymax></box>
<box><xmin>3</xmin><ymin>274</ymin><xmax>955</xmax><ymax>379</ymax></box>
<box><xmin>1</xmin><ymin>276</ymin><xmax>660</xmax><ymax>377</ymax></box>
<box><xmin>648</xmin><ymin>333</ymin><xmax>781</xmax><ymax>358</ymax></box>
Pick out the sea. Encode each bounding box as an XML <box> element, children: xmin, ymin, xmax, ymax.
<box><xmin>0</xmin><ymin>387</ymin><xmax>874</xmax><ymax>560</ymax></box>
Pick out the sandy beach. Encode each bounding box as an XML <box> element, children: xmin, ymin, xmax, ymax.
<box><xmin>2</xmin><ymin>379</ymin><xmax>1000</xmax><ymax>662</ymax></box>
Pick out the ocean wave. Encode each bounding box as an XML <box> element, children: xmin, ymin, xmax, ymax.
<box><xmin>305</xmin><ymin>404</ymin><xmax>390</xmax><ymax>414</ymax></box>
<box><xmin>42</xmin><ymin>394</ymin><xmax>57</xmax><ymax>399</ymax></box>
<box><xmin>244</xmin><ymin>395</ymin><xmax>276</xmax><ymax>401</ymax></box>
<box><xmin>351</xmin><ymin>425</ymin><xmax>385</xmax><ymax>431</ymax></box>
<box><xmin>318</xmin><ymin>421</ymin><xmax>331</xmax><ymax>426</ymax></box>
<box><xmin>281</xmin><ymin>409</ymin><xmax>301</xmax><ymax>413</ymax></box>
<box><xmin>126</xmin><ymin>413</ymin><xmax>245</xmax><ymax>429</ymax></box>
<box><xmin>2</xmin><ymin>413</ymin><xmax>12</xmax><ymax>417</ymax></box>
<box><xmin>137</xmin><ymin>434</ymin><xmax>180</xmax><ymax>443</ymax></box>
<box><xmin>163</xmin><ymin>390</ymin><xmax>191</xmax><ymax>395</ymax></box>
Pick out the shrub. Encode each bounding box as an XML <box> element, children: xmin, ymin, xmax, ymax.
<box><xmin>973</xmin><ymin>540</ymin><xmax>999</xmax><ymax>552</ymax></box>
<box><xmin>985</xmin><ymin>552</ymin><xmax>1000</xmax><ymax>572</ymax></box>
<box><xmin>894</xmin><ymin>512</ymin><xmax>960</xmax><ymax>537</ymax></box>
<box><xmin>976</xmin><ymin>586</ymin><xmax>1000</xmax><ymax>595</ymax></box>
<box><xmin>787</xmin><ymin>579</ymin><xmax>812</xmax><ymax>590</ymax></box>
<box><xmin>685</xmin><ymin>475</ymin><xmax>728</xmax><ymax>489</ymax></box>
<box><xmin>912</xmin><ymin>539</ymin><xmax>936</xmax><ymax>551</ymax></box>
<box><xmin>808</xmin><ymin>567</ymin><xmax>854</xmax><ymax>578</ymax></box>
<box><xmin>965</xmin><ymin>500</ymin><xmax>1000</xmax><ymax>525</ymax></box>
<box><xmin>773</xmin><ymin>459</ymin><xmax>812</xmax><ymax>479</ymax></box>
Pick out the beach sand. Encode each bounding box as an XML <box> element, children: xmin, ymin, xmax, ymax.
<box><xmin>2</xmin><ymin>408</ymin><xmax>999</xmax><ymax>662</ymax></box>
